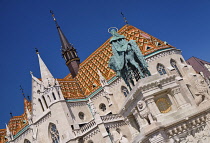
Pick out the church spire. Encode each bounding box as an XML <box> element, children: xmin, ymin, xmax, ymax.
<box><xmin>50</xmin><ymin>10</ymin><xmax>80</xmax><ymax>78</ymax></box>
<box><xmin>36</xmin><ymin>49</ymin><xmax>55</xmax><ymax>87</ymax></box>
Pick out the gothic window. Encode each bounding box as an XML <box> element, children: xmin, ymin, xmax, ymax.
<box><xmin>121</xmin><ymin>86</ymin><xmax>129</xmax><ymax>97</ymax></box>
<box><xmin>42</xmin><ymin>96</ymin><xmax>48</xmax><ymax>109</ymax></box>
<box><xmin>99</xmin><ymin>103</ymin><xmax>106</xmax><ymax>111</ymax></box>
<box><xmin>52</xmin><ymin>92</ymin><xmax>56</xmax><ymax>100</ymax></box>
<box><xmin>157</xmin><ymin>64</ymin><xmax>166</xmax><ymax>75</ymax></box>
<box><xmin>49</xmin><ymin>123</ymin><xmax>60</xmax><ymax>143</ymax></box>
<box><xmin>78</xmin><ymin>112</ymin><xmax>85</xmax><ymax>120</ymax></box>
<box><xmin>38</xmin><ymin>99</ymin><xmax>44</xmax><ymax>111</ymax></box>
<box><xmin>24</xmin><ymin>139</ymin><xmax>31</xmax><ymax>143</ymax></box>
<box><xmin>170</xmin><ymin>59</ymin><xmax>182</xmax><ymax>77</ymax></box>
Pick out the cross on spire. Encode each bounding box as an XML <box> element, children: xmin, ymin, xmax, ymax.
<box><xmin>121</xmin><ymin>12</ymin><xmax>129</xmax><ymax>25</ymax></box>
<box><xmin>50</xmin><ymin>10</ymin><xmax>59</xmax><ymax>28</ymax></box>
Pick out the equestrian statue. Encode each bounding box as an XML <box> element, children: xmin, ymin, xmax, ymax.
<box><xmin>108</xmin><ymin>27</ymin><xmax>150</xmax><ymax>89</ymax></box>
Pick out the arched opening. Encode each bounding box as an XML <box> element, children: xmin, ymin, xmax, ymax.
<box><xmin>38</xmin><ymin>99</ymin><xmax>44</xmax><ymax>111</ymax></box>
<box><xmin>170</xmin><ymin>59</ymin><xmax>182</xmax><ymax>77</ymax></box>
<box><xmin>49</xmin><ymin>123</ymin><xmax>60</xmax><ymax>143</ymax></box>
<box><xmin>157</xmin><ymin>63</ymin><xmax>167</xmax><ymax>75</ymax></box>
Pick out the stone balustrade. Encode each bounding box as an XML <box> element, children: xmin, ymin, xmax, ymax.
<box><xmin>74</xmin><ymin>120</ymin><xmax>97</xmax><ymax>136</ymax></box>
<box><xmin>101</xmin><ymin>114</ymin><xmax>124</xmax><ymax>123</ymax></box>
<box><xmin>74</xmin><ymin>114</ymin><xmax>124</xmax><ymax>137</ymax></box>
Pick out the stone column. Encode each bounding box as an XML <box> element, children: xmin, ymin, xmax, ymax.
<box><xmin>145</xmin><ymin>96</ymin><xmax>161</xmax><ymax>117</ymax></box>
<box><xmin>171</xmin><ymin>87</ymin><xmax>188</xmax><ymax>109</ymax></box>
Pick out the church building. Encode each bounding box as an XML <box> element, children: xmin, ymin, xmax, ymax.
<box><xmin>1</xmin><ymin>13</ymin><xmax>210</xmax><ymax>143</ymax></box>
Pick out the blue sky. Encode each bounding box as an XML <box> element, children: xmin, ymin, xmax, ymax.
<box><xmin>0</xmin><ymin>0</ymin><xmax>210</xmax><ymax>129</ymax></box>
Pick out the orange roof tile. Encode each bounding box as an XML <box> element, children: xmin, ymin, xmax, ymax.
<box><xmin>0</xmin><ymin>98</ymin><xmax>32</xmax><ymax>143</ymax></box>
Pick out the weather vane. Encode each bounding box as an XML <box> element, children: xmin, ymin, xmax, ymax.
<box><xmin>20</xmin><ymin>85</ymin><xmax>25</xmax><ymax>98</ymax></box>
<box><xmin>121</xmin><ymin>12</ymin><xmax>129</xmax><ymax>25</ymax></box>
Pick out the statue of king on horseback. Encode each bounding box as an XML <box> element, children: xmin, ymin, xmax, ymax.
<box><xmin>108</xmin><ymin>27</ymin><xmax>150</xmax><ymax>89</ymax></box>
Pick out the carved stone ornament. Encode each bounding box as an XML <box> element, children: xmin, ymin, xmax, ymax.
<box><xmin>137</xmin><ymin>100</ymin><xmax>156</xmax><ymax>124</ymax></box>
<box><xmin>194</xmin><ymin>78</ymin><xmax>210</xmax><ymax>105</ymax></box>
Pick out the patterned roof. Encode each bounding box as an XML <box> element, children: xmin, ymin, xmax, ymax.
<box><xmin>0</xmin><ymin>25</ymin><xmax>175</xmax><ymax>140</ymax></box>
<box><xmin>58</xmin><ymin>25</ymin><xmax>175</xmax><ymax>99</ymax></box>
<box><xmin>0</xmin><ymin>98</ymin><xmax>31</xmax><ymax>143</ymax></box>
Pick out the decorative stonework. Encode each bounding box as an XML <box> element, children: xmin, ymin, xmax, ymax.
<box><xmin>155</xmin><ymin>98</ymin><xmax>171</xmax><ymax>113</ymax></box>
<box><xmin>146</xmin><ymin>49</ymin><xmax>181</xmax><ymax>63</ymax></box>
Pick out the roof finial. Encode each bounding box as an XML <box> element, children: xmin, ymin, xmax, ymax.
<box><xmin>35</xmin><ymin>48</ymin><xmax>39</xmax><ymax>54</ymax></box>
<box><xmin>20</xmin><ymin>85</ymin><xmax>25</xmax><ymax>98</ymax></box>
<box><xmin>121</xmin><ymin>12</ymin><xmax>129</xmax><ymax>25</ymax></box>
<box><xmin>10</xmin><ymin>112</ymin><xmax>13</xmax><ymax>118</ymax></box>
<box><xmin>50</xmin><ymin>10</ymin><xmax>59</xmax><ymax>28</ymax></box>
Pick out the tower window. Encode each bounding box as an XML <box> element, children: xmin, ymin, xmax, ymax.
<box><xmin>49</xmin><ymin>123</ymin><xmax>60</xmax><ymax>143</ymax></box>
<box><xmin>42</xmin><ymin>96</ymin><xmax>48</xmax><ymax>109</ymax></box>
<box><xmin>157</xmin><ymin>63</ymin><xmax>166</xmax><ymax>75</ymax></box>
<box><xmin>52</xmin><ymin>92</ymin><xmax>56</xmax><ymax>100</ymax></box>
<box><xmin>38</xmin><ymin>99</ymin><xmax>44</xmax><ymax>111</ymax></box>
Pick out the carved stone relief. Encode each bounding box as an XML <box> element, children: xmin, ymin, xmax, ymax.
<box><xmin>137</xmin><ymin>100</ymin><xmax>156</xmax><ymax>125</ymax></box>
<box><xmin>194</xmin><ymin>78</ymin><xmax>210</xmax><ymax>106</ymax></box>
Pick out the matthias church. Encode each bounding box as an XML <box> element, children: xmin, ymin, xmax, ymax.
<box><xmin>1</xmin><ymin>13</ymin><xmax>210</xmax><ymax>143</ymax></box>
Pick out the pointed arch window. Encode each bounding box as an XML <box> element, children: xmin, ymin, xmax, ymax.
<box><xmin>38</xmin><ymin>99</ymin><xmax>44</xmax><ymax>111</ymax></box>
<box><xmin>42</xmin><ymin>96</ymin><xmax>48</xmax><ymax>109</ymax></box>
<box><xmin>170</xmin><ymin>59</ymin><xmax>182</xmax><ymax>77</ymax></box>
<box><xmin>157</xmin><ymin>63</ymin><xmax>166</xmax><ymax>75</ymax></box>
<box><xmin>49</xmin><ymin>123</ymin><xmax>60</xmax><ymax>143</ymax></box>
<box><xmin>121</xmin><ymin>86</ymin><xmax>129</xmax><ymax>97</ymax></box>
<box><xmin>52</xmin><ymin>92</ymin><xmax>56</xmax><ymax>100</ymax></box>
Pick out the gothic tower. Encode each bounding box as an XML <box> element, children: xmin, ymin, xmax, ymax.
<box><xmin>51</xmin><ymin>11</ymin><xmax>80</xmax><ymax>78</ymax></box>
